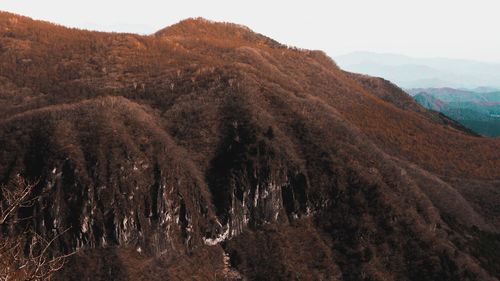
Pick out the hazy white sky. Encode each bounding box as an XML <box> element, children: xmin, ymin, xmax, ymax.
<box><xmin>1</xmin><ymin>0</ymin><xmax>499</xmax><ymax>62</ymax></box>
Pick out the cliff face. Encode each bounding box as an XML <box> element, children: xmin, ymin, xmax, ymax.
<box><xmin>1</xmin><ymin>12</ymin><xmax>500</xmax><ymax>281</ymax></box>
<box><xmin>1</xmin><ymin>97</ymin><xmax>217</xmax><ymax>254</ymax></box>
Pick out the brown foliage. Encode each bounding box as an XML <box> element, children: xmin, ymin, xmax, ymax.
<box><xmin>0</xmin><ymin>10</ymin><xmax>499</xmax><ymax>280</ymax></box>
<box><xmin>0</xmin><ymin>177</ymin><xmax>75</xmax><ymax>280</ymax></box>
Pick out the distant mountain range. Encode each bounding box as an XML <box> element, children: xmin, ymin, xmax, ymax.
<box><xmin>335</xmin><ymin>52</ymin><xmax>500</xmax><ymax>89</ymax></box>
<box><xmin>408</xmin><ymin>88</ymin><xmax>500</xmax><ymax>137</ymax></box>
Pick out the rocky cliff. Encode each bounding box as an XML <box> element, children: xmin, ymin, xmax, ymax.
<box><xmin>1</xmin><ymin>13</ymin><xmax>499</xmax><ymax>280</ymax></box>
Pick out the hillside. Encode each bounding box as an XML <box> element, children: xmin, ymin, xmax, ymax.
<box><xmin>409</xmin><ymin>88</ymin><xmax>500</xmax><ymax>137</ymax></box>
<box><xmin>414</xmin><ymin>93</ymin><xmax>446</xmax><ymax>111</ymax></box>
<box><xmin>1</xmin><ymin>12</ymin><xmax>500</xmax><ymax>280</ymax></box>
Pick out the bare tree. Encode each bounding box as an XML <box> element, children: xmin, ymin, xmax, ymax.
<box><xmin>0</xmin><ymin>176</ymin><xmax>75</xmax><ymax>281</ymax></box>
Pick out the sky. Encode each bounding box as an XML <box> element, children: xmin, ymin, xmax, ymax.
<box><xmin>1</xmin><ymin>0</ymin><xmax>500</xmax><ymax>62</ymax></box>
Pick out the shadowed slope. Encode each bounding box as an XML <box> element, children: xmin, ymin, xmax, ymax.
<box><xmin>0</xmin><ymin>11</ymin><xmax>499</xmax><ymax>280</ymax></box>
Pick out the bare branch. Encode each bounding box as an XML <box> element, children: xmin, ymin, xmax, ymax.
<box><xmin>0</xmin><ymin>177</ymin><xmax>37</xmax><ymax>225</ymax></box>
<box><xmin>1</xmin><ymin>177</ymin><xmax>76</xmax><ymax>281</ymax></box>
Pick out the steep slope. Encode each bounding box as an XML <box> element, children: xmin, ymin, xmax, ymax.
<box><xmin>1</xmin><ymin>12</ymin><xmax>499</xmax><ymax>280</ymax></box>
<box><xmin>348</xmin><ymin>73</ymin><xmax>478</xmax><ymax>136</ymax></box>
<box><xmin>408</xmin><ymin>88</ymin><xmax>500</xmax><ymax>136</ymax></box>
<box><xmin>414</xmin><ymin>93</ymin><xmax>446</xmax><ymax>111</ymax></box>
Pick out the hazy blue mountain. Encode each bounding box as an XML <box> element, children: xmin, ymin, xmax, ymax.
<box><xmin>410</xmin><ymin>88</ymin><xmax>500</xmax><ymax>137</ymax></box>
<box><xmin>413</xmin><ymin>93</ymin><xmax>446</xmax><ymax>111</ymax></box>
<box><xmin>470</xmin><ymin>86</ymin><xmax>500</xmax><ymax>93</ymax></box>
<box><xmin>408</xmin><ymin>88</ymin><xmax>500</xmax><ymax>103</ymax></box>
<box><xmin>335</xmin><ymin>52</ymin><xmax>500</xmax><ymax>89</ymax></box>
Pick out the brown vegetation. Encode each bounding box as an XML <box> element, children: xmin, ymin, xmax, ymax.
<box><xmin>1</xmin><ymin>177</ymin><xmax>75</xmax><ymax>280</ymax></box>
<box><xmin>0</xmin><ymin>11</ymin><xmax>499</xmax><ymax>280</ymax></box>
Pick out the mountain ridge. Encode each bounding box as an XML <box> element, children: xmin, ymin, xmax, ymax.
<box><xmin>336</xmin><ymin>51</ymin><xmax>500</xmax><ymax>89</ymax></box>
<box><xmin>409</xmin><ymin>87</ymin><xmax>500</xmax><ymax>137</ymax></box>
<box><xmin>1</xmin><ymin>11</ymin><xmax>499</xmax><ymax>280</ymax></box>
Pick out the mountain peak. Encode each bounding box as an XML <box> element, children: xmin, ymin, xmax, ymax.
<box><xmin>156</xmin><ymin>17</ymin><xmax>250</xmax><ymax>35</ymax></box>
<box><xmin>2</xmin><ymin>12</ymin><xmax>500</xmax><ymax>281</ymax></box>
<box><xmin>155</xmin><ymin>17</ymin><xmax>282</xmax><ymax>47</ymax></box>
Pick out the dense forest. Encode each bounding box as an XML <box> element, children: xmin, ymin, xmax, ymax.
<box><xmin>0</xmin><ymin>12</ymin><xmax>499</xmax><ymax>280</ymax></box>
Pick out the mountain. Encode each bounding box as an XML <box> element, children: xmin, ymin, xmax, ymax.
<box><xmin>408</xmin><ymin>88</ymin><xmax>500</xmax><ymax>103</ymax></box>
<box><xmin>336</xmin><ymin>51</ymin><xmax>500</xmax><ymax>89</ymax></box>
<box><xmin>409</xmin><ymin>88</ymin><xmax>500</xmax><ymax>137</ymax></box>
<box><xmin>413</xmin><ymin>93</ymin><xmax>446</xmax><ymax>111</ymax></box>
<box><xmin>1</xmin><ymin>12</ymin><xmax>500</xmax><ymax>281</ymax></box>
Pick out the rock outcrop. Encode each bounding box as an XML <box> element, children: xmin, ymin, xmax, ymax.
<box><xmin>1</xmin><ymin>12</ymin><xmax>499</xmax><ymax>280</ymax></box>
